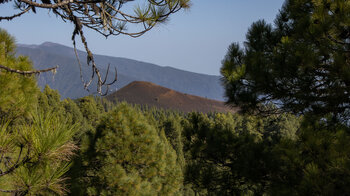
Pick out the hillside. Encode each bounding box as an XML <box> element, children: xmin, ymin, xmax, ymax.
<box><xmin>106</xmin><ymin>81</ymin><xmax>236</xmax><ymax>113</ymax></box>
<box><xmin>16</xmin><ymin>42</ymin><xmax>225</xmax><ymax>100</ymax></box>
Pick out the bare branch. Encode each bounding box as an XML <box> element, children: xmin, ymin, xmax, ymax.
<box><xmin>18</xmin><ymin>0</ymin><xmax>101</xmax><ymax>9</ymax></box>
<box><xmin>0</xmin><ymin>64</ymin><xmax>58</xmax><ymax>75</ymax></box>
<box><xmin>0</xmin><ymin>6</ymin><xmax>31</xmax><ymax>21</ymax></box>
<box><xmin>105</xmin><ymin>67</ymin><xmax>117</xmax><ymax>86</ymax></box>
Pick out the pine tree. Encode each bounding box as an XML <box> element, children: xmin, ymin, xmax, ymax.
<box><xmin>221</xmin><ymin>0</ymin><xmax>350</xmax><ymax>120</ymax></box>
<box><xmin>74</xmin><ymin>103</ymin><xmax>183</xmax><ymax>195</ymax></box>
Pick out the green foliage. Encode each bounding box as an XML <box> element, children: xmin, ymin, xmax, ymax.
<box><xmin>268</xmin><ymin>115</ymin><xmax>350</xmax><ymax>195</ymax></box>
<box><xmin>180</xmin><ymin>111</ymin><xmax>350</xmax><ymax>195</ymax></box>
<box><xmin>38</xmin><ymin>85</ymin><xmax>63</xmax><ymax>113</ymax></box>
<box><xmin>219</xmin><ymin>1</ymin><xmax>350</xmax><ymax>195</ymax></box>
<box><xmin>182</xmin><ymin>112</ymin><xmax>299</xmax><ymax>195</ymax></box>
<box><xmin>37</xmin><ymin>85</ymin><xmax>87</xmax><ymax>136</ymax></box>
<box><xmin>62</xmin><ymin>98</ymin><xmax>84</xmax><ymax>125</ymax></box>
<box><xmin>73</xmin><ymin>104</ymin><xmax>182</xmax><ymax>195</ymax></box>
<box><xmin>76</xmin><ymin>96</ymin><xmax>104</xmax><ymax>127</ymax></box>
<box><xmin>0</xmin><ymin>110</ymin><xmax>78</xmax><ymax>195</ymax></box>
<box><xmin>160</xmin><ymin>114</ymin><xmax>185</xmax><ymax>170</ymax></box>
<box><xmin>0</xmin><ymin>29</ymin><xmax>39</xmax><ymax>120</ymax></box>
<box><xmin>5</xmin><ymin>5</ymin><xmax>350</xmax><ymax>193</ymax></box>
<box><xmin>134</xmin><ymin>0</ymin><xmax>191</xmax><ymax>26</ymax></box>
<box><xmin>0</xmin><ymin>29</ymin><xmax>81</xmax><ymax>196</ymax></box>
<box><xmin>221</xmin><ymin>0</ymin><xmax>350</xmax><ymax>118</ymax></box>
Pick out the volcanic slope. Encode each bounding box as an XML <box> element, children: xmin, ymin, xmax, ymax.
<box><xmin>106</xmin><ymin>81</ymin><xmax>237</xmax><ymax>113</ymax></box>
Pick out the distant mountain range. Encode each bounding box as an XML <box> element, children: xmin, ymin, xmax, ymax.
<box><xmin>16</xmin><ymin>42</ymin><xmax>225</xmax><ymax>100</ymax></box>
<box><xmin>106</xmin><ymin>81</ymin><xmax>236</xmax><ymax>113</ymax></box>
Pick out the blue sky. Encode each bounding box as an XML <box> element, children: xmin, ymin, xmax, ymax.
<box><xmin>0</xmin><ymin>0</ymin><xmax>285</xmax><ymax>75</ymax></box>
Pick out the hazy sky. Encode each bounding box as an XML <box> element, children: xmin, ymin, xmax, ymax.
<box><xmin>0</xmin><ymin>0</ymin><xmax>285</xmax><ymax>75</ymax></box>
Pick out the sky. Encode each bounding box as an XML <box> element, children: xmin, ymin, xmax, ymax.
<box><xmin>0</xmin><ymin>0</ymin><xmax>285</xmax><ymax>76</ymax></box>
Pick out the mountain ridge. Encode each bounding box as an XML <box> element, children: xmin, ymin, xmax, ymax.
<box><xmin>16</xmin><ymin>42</ymin><xmax>226</xmax><ymax>100</ymax></box>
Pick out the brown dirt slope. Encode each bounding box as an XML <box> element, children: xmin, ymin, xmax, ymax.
<box><xmin>106</xmin><ymin>81</ymin><xmax>237</xmax><ymax>113</ymax></box>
